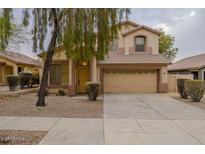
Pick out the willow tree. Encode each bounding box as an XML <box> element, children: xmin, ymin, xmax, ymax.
<box><xmin>0</xmin><ymin>9</ymin><xmax>15</xmax><ymax>49</ymax></box>
<box><xmin>0</xmin><ymin>8</ymin><xmax>130</xmax><ymax>106</ymax></box>
<box><xmin>0</xmin><ymin>9</ymin><xmax>26</xmax><ymax>50</ymax></box>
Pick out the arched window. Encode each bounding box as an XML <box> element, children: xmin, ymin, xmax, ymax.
<box><xmin>135</xmin><ymin>36</ymin><xmax>146</xmax><ymax>52</ymax></box>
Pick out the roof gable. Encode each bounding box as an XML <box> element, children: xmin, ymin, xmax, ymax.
<box><xmin>120</xmin><ymin>20</ymin><xmax>140</xmax><ymax>27</ymax></box>
<box><xmin>123</xmin><ymin>25</ymin><xmax>161</xmax><ymax>36</ymax></box>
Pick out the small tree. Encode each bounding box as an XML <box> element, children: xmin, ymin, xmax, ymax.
<box><xmin>159</xmin><ymin>29</ymin><xmax>178</xmax><ymax>62</ymax></box>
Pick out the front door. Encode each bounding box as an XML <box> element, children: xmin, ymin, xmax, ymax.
<box><xmin>76</xmin><ymin>65</ymin><xmax>90</xmax><ymax>93</ymax></box>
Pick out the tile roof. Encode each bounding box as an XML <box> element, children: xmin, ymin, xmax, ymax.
<box><xmin>123</xmin><ymin>25</ymin><xmax>161</xmax><ymax>36</ymax></box>
<box><xmin>0</xmin><ymin>51</ymin><xmax>41</xmax><ymax>67</ymax></box>
<box><xmin>98</xmin><ymin>51</ymin><xmax>171</xmax><ymax>65</ymax></box>
<box><xmin>168</xmin><ymin>53</ymin><xmax>205</xmax><ymax>71</ymax></box>
<box><xmin>120</xmin><ymin>20</ymin><xmax>140</xmax><ymax>27</ymax></box>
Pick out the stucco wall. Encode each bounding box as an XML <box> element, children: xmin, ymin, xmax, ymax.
<box><xmin>52</xmin><ymin>49</ymin><xmax>67</xmax><ymax>60</ymax></box>
<box><xmin>124</xmin><ymin>29</ymin><xmax>159</xmax><ymax>55</ymax></box>
<box><xmin>199</xmin><ymin>68</ymin><xmax>205</xmax><ymax>80</ymax></box>
<box><xmin>168</xmin><ymin>74</ymin><xmax>193</xmax><ymax>92</ymax></box>
<box><xmin>118</xmin><ymin>24</ymin><xmax>136</xmax><ymax>50</ymax></box>
<box><xmin>160</xmin><ymin>66</ymin><xmax>168</xmax><ymax>83</ymax></box>
<box><xmin>0</xmin><ymin>57</ymin><xmax>41</xmax><ymax>85</ymax></box>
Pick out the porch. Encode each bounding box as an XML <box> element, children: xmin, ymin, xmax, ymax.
<box><xmin>48</xmin><ymin>57</ymin><xmax>97</xmax><ymax>96</ymax></box>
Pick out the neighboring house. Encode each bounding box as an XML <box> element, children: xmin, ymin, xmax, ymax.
<box><xmin>168</xmin><ymin>53</ymin><xmax>205</xmax><ymax>80</ymax></box>
<box><xmin>39</xmin><ymin>20</ymin><xmax>171</xmax><ymax>95</ymax></box>
<box><xmin>0</xmin><ymin>51</ymin><xmax>42</xmax><ymax>85</ymax></box>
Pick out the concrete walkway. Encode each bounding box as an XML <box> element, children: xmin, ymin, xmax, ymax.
<box><xmin>1</xmin><ymin>93</ymin><xmax>205</xmax><ymax>144</ymax></box>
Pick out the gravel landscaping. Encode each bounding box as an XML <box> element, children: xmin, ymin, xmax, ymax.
<box><xmin>0</xmin><ymin>93</ymin><xmax>103</xmax><ymax>118</ymax></box>
<box><xmin>0</xmin><ymin>130</ymin><xmax>47</xmax><ymax>145</ymax></box>
<box><xmin>173</xmin><ymin>96</ymin><xmax>205</xmax><ymax>110</ymax></box>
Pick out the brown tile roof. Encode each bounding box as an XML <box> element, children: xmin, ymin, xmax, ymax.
<box><xmin>123</xmin><ymin>25</ymin><xmax>161</xmax><ymax>36</ymax></box>
<box><xmin>98</xmin><ymin>51</ymin><xmax>171</xmax><ymax>65</ymax></box>
<box><xmin>0</xmin><ymin>51</ymin><xmax>41</xmax><ymax>67</ymax></box>
<box><xmin>168</xmin><ymin>53</ymin><xmax>205</xmax><ymax>71</ymax></box>
<box><xmin>120</xmin><ymin>20</ymin><xmax>140</xmax><ymax>27</ymax></box>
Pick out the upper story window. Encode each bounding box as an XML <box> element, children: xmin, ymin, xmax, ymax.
<box><xmin>135</xmin><ymin>36</ymin><xmax>146</xmax><ymax>52</ymax></box>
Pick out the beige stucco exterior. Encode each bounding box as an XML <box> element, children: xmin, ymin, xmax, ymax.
<box><xmin>117</xmin><ymin>24</ymin><xmax>159</xmax><ymax>55</ymax></box>
<box><xmin>168</xmin><ymin>74</ymin><xmax>193</xmax><ymax>92</ymax></box>
<box><xmin>0</xmin><ymin>56</ymin><xmax>41</xmax><ymax>85</ymax></box>
<box><xmin>124</xmin><ymin>29</ymin><xmax>159</xmax><ymax>55</ymax></box>
<box><xmin>42</xmin><ymin>20</ymin><xmax>169</xmax><ymax>95</ymax></box>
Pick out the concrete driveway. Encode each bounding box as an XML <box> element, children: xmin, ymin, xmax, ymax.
<box><xmin>1</xmin><ymin>93</ymin><xmax>205</xmax><ymax>144</ymax></box>
<box><xmin>104</xmin><ymin>93</ymin><xmax>205</xmax><ymax>144</ymax></box>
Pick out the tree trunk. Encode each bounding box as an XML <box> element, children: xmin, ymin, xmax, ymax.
<box><xmin>36</xmin><ymin>9</ymin><xmax>58</xmax><ymax>106</ymax></box>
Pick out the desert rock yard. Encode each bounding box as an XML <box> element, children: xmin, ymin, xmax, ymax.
<box><xmin>0</xmin><ymin>93</ymin><xmax>103</xmax><ymax>118</ymax></box>
<box><xmin>168</xmin><ymin>92</ymin><xmax>205</xmax><ymax>110</ymax></box>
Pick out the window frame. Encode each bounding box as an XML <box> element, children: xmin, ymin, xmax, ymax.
<box><xmin>135</xmin><ymin>35</ymin><xmax>146</xmax><ymax>52</ymax></box>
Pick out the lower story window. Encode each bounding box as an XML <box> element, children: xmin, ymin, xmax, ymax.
<box><xmin>50</xmin><ymin>64</ymin><xmax>69</xmax><ymax>85</ymax></box>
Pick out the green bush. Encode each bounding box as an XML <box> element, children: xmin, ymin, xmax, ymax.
<box><xmin>19</xmin><ymin>72</ymin><xmax>33</xmax><ymax>89</ymax></box>
<box><xmin>85</xmin><ymin>82</ymin><xmax>101</xmax><ymax>101</ymax></box>
<box><xmin>31</xmin><ymin>74</ymin><xmax>39</xmax><ymax>86</ymax></box>
<box><xmin>185</xmin><ymin>80</ymin><xmax>205</xmax><ymax>102</ymax></box>
<box><xmin>6</xmin><ymin>75</ymin><xmax>19</xmax><ymax>91</ymax></box>
<box><xmin>58</xmin><ymin>89</ymin><xmax>65</xmax><ymax>96</ymax></box>
<box><xmin>177</xmin><ymin>79</ymin><xmax>189</xmax><ymax>98</ymax></box>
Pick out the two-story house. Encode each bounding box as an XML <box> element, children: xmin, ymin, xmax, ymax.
<box><xmin>39</xmin><ymin>20</ymin><xmax>171</xmax><ymax>95</ymax></box>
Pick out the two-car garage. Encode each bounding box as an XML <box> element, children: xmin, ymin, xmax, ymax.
<box><xmin>103</xmin><ymin>69</ymin><xmax>158</xmax><ymax>93</ymax></box>
<box><xmin>98</xmin><ymin>53</ymin><xmax>170</xmax><ymax>93</ymax></box>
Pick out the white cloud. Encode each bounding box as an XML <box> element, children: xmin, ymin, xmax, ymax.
<box><xmin>154</xmin><ymin>23</ymin><xmax>170</xmax><ymax>33</ymax></box>
<box><xmin>190</xmin><ymin>11</ymin><xmax>196</xmax><ymax>17</ymax></box>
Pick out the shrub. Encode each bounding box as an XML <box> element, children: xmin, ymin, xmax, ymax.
<box><xmin>177</xmin><ymin>79</ymin><xmax>189</xmax><ymax>98</ymax></box>
<box><xmin>185</xmin><ymin>80</ymin><xmax>205</xmax><ymax>102</ymax></box>
<box><xmin>85</xmin><ymin>82</ymin><xmax>101</xmax><ymax>101</ymax></box>
<box><xmin>31</xmin><ymin>75</ymin><xmax>39</xmax><ymax>86</ymax></box>
<box><xmin>6</xmin><ymin>75</ymin><xmax>19</xmax><ymax>91</ymax></box>
<box><xmin>58</xmin><ymin>89</ymin><xmax>65</xmax><ymax>96</ymax></box>
<box><xmin>19</xmin><ymin>72</ymin><xmax>33</xmax><ymax>89</ymax></box>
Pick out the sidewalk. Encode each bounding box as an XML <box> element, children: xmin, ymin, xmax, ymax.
<box><xmin>1</xmin><ymin>94</ymin><xmax>205</xmax><ymax>144</ymax></box>
<box><xmin>0</xmin><ymin>86</ymin><xmax>39</xmax><ymax>98</ymax></box>
<box><xmin>0</xmin><ymin>116</ymin><xmax>104</xmax><ymax>144</ymax></box>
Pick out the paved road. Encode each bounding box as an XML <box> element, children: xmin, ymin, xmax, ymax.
<box><xmin>1</xmin><ymin>93</ymin><xmax>205</xmax><ymax>144</ymax></box>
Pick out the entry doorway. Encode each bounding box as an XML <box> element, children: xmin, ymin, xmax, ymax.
<box><xmin>76</xmin><ymin>61</ymin><xmax>90</xmax><ymax>93</ymax></box>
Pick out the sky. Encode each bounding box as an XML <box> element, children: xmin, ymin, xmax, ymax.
<box><xmin>10</xmin><ymin>8</ymin><xmax>205</xmax><ymax>62</ymax></box>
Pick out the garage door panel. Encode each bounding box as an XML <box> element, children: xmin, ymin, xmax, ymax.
<box><xmin>104</xmin><ymin>70</ymin><xmax>157</xmax><ymax>93</ymax></box>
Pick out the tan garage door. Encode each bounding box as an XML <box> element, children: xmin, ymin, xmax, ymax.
<box><xmin>104</xmin><ymin>70</ymin><xmax>157</xmax><ymax>93</ymax></box>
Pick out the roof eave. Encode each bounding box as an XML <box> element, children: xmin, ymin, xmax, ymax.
<box><xmin>123</xmin><ymin>26</ymin><xmax>161</xmax><ymax>36</ymax></box>
<box><xmin>98</xmin><ymin>62</ymin><xmax>171</xmax><ymax>65</ymax></box>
